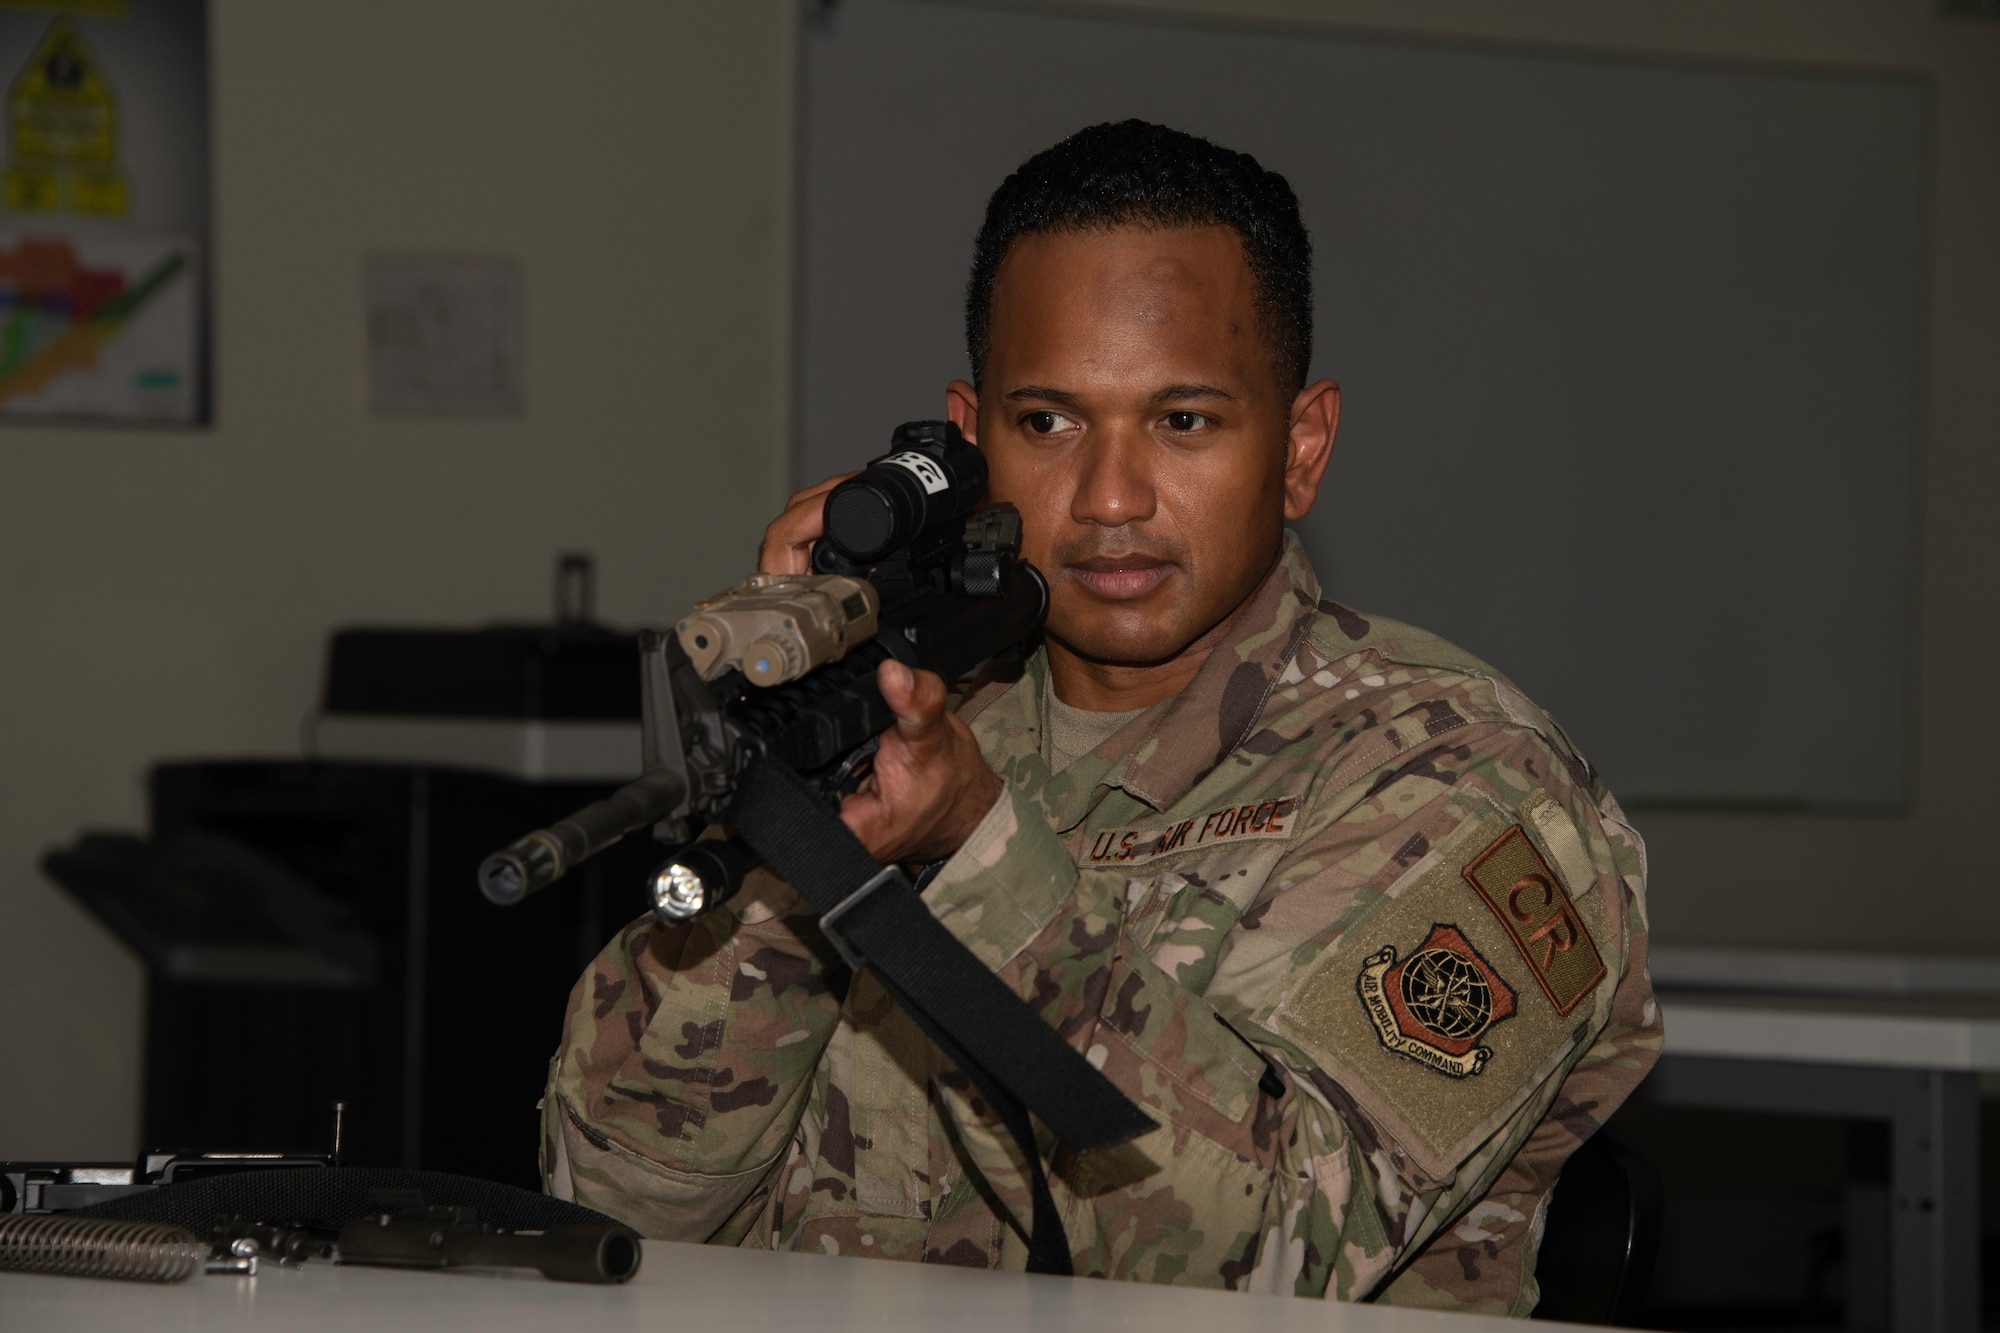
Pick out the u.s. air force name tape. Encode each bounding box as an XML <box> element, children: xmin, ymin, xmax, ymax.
<box><xmin>1080</xmin><ymin>794</ymin><xmax>1305</xmax><ymax>867</ymax></box>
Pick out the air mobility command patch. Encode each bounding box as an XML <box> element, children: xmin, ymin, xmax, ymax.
<box><xmin>1356</xmin><ymin>924</ymin><xmax>1516</xmax><ymax>1078</ymax></box>
<box><xmin>1274</xmin><ymin>799</ymin><xmax>1610</xmax><ymax>1181</ymax></box>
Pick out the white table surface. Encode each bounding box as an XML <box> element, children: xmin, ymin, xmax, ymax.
<box><xmin>0</xmin><ymin>1236</ymin><xmax>1561</xmax><ymax>1332</ymax></box>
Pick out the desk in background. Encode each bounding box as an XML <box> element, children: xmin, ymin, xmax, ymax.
<box><xmin>1647</xmin><ymin>946</ymin><xmax>2000</xmax><ymax>1333</ymax></box>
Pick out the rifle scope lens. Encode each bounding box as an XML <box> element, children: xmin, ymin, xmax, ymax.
<box><xmin>822</xmin><ymin>483</ymin><xmax>901</xmax><ymax>561</ymax></box>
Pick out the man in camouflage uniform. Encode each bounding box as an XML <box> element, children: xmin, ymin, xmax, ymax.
<box><xmin>543</xmin><ymin>121</ymin><xmax>1660</xmax><ymax>1314</ymax></box>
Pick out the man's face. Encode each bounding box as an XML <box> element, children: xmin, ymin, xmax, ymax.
<box><xmin>952</xmin><ymin>225</ymin><xmax>1331</xmax><ymax>669</ymax></box>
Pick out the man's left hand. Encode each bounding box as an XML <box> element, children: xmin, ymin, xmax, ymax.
<box><xmin>841</xmin><ymin>658</ymin><xmax>1003</xmax><ymax>866</ymax></box>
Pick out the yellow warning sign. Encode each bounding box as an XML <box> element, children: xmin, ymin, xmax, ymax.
<box><xmin>5</xmin><ymin>18</ymin><xmax>124</xmax><ymax>215</ymax></box>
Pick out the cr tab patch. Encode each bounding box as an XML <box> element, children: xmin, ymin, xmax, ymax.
<box><xmin>1461</xmin><ymin>825</ymin><xmax>1605</xmax><ymax>1015</ymax></box>
<box><xmin>1357</xmin><ymin>924</ymin><xmax>1516</xmax><ymax>1078</ymax></box>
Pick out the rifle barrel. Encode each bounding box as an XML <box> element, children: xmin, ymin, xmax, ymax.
<box><xmin>477</xmin><ymin>768</ymin><xmax>686</xmax><ymax>905</ymax></box>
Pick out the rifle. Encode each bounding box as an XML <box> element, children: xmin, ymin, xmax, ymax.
<box><xmin>476</xmin><ymin>421</ymin><xmax>1152</xmax><ymax>1276</ymax></box>
<box><xmin>477</xmin><ymin>420</ymin><xmax>1047</xmax><ymax>922</ymax></box>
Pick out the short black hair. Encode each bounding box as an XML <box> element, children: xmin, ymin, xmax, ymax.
<box><xmin>965</xmin><ymin>120</ymin><xmax>1314</xmax><ymax>395</ymax></box>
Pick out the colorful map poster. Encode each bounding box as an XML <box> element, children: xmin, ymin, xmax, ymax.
<box><xmin>0</xmin><ymin>1</ymin><xmax>206</xmax><ymax>425</ymax></box>
<box><xmin>0</xmin><ymin>230</ymin><xmax>194</xmax><ymax>419</ymax></box>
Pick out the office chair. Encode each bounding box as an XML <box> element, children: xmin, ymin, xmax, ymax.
<box><xmin>1533</xmin><ymin>1122</ymin><xmax>1664</xmax><ymax>1325</ymax></box>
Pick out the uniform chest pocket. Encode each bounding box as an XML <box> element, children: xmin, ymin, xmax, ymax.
<box><xmin>1134</xmin><ymin>859</ymin><xmax>1272</xmax><ymax>996</ymax></box>
<box><xmin>825</xmin><ymin>973</ymin><xmax>934</xmax><ymax>1220</ymax></box>
<box><xmin>1094</xmin><ymin>941</ymin><xmax>1267</xmax><ymax>1129</ymax></box>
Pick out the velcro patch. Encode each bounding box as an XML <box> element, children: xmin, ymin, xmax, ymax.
<box><xmin>1274</xmin><ymin>808</ymin><xmax>1585</xmax><ymax>1181</ymax></box>
<box><xmin>1461</xmin><ymin>825</ymin><xmax>1605</xmax><ymax>1016</ymax></box>
<box><xmin>1079</xmin><ymin>795</ymin><xmax>1303</xmax><ymax>868</ymax></box>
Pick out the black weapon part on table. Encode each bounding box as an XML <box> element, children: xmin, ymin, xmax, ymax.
<box><xmin>3</xmin><ymin>1100</ymin><xmax>351</xmax><ymax>1217</ymax></box>
<box><xmin>336</xmin><ymin>1190</ymin><xmax>640</xmax><ymax>1283</ymax></box>
<box><xmin>0</xmin><ymin>1184</ymin><xmax>640</xmax><ymax>1285</ymax></box>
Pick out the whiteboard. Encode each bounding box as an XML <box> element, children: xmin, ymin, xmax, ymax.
<box><xmin>799</xmin><ymin>0</ymin><xmax>1928</xmax><ymax>807</ymax></box>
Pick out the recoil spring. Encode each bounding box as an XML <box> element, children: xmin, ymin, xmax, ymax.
<box><xmin>0</xmin><ymin>1213</ymin><xmax>205</xmax><ymax>1282</ymax></box>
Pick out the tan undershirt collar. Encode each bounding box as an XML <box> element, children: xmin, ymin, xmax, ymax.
<box><xmin>1045</xmin><ymin>692</ymin><xmax>1149</xmax><ymax>774</ymax></box>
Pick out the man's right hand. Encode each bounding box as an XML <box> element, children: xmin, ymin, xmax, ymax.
<box><xmin>757</xmin><ymin>474</ymin><xmax>855</xmax><ymax>575</ymax></box>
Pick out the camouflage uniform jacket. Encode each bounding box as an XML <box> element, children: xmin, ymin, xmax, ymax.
<box><xmin>543</xmin><ymin>533</ymin><xmax>1660</xmax><ymax>1314</ymax></box>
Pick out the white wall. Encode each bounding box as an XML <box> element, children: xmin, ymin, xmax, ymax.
<box><xmin>979</xmin><ymin>0</ymin><xmax>2000</xmax><ymax>956</ymax></box>
<box><xmin>3</xmin><ymin>0</ymin><xmax>1994</xmax><ymax>1158</ymax></box>
<box><xmin>0</xmin><ymin>0</ymin><xmax>797</xmax><ymax>1158</ymax></box>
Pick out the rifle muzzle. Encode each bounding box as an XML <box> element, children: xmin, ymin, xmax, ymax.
<box><xmin>478</xmin><ymin>767</ymin><xmax>688</xmax><ymax>905</ymax></box>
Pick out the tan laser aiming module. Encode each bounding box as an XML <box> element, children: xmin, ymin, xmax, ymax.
<box><xmin>675</xmin><ymin>574</ymin><xmax>880</xmax><ymax>688</ymax></box>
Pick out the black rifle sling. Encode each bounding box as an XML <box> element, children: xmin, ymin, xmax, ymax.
<box><xmin>727</xmin><ymin>759</ymin><xmax>1154</xmax><ymax>1276</ymax></box>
